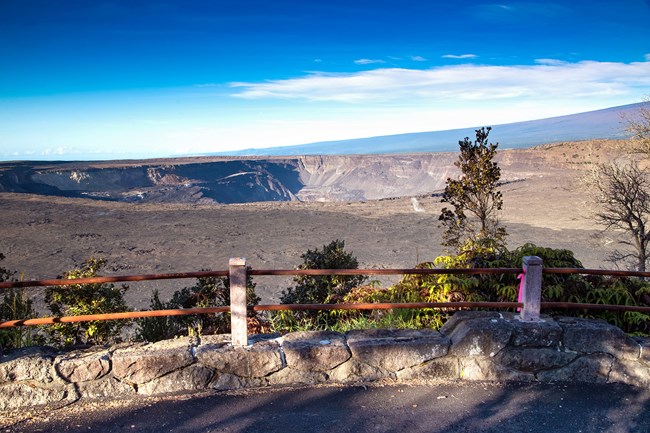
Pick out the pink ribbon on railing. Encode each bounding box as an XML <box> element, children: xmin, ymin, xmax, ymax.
<box><xmin>516</xmin><ymin>272</ymin><xmax>525</xmax><ymax>312</ymax></box>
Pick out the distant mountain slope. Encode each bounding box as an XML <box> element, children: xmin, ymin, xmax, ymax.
<box><xmin>226</xmin><ymin>103</ymin><xmax>639</xmax><ymax>156</ymax></box>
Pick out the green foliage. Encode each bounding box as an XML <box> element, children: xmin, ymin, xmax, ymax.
<box><xmin>135</xmin><ymin>289</ymin><xmax>178</xmax><ymax>343</ymax></box>
<box><xmin>310</xmin><ymin>244</ymin><xmax>650</xmax><ymax>335</ymax></box>
<box><xmin>281</xmin><ymin>240</ymin><xmax>367</xmax><ymax>305</ymax></box>
<box><xmin>439</xmin><ymin>127</ymin><xmax>507</xmax><ymax>254</ymax></box>
<box><xmin>45</xmin><ymin>258</ymin><xmax>131</xmax><ymax>346</ymax></box>
<box><xmin>136</xmin><ymin>269</ymin><xmax>260</xmax><ymax>342</ymax></box>
<box><xmin>0</xmin><ymin>254</ymin><xmax>44</xmax><ymax>350</ymax></box>
<box><xmin>275</xmin><ymin>240</ymin><xmax>367</xmax><ymax>330</ymax></box>
<box><xmin>456</xmin><ymin>243</ymin><xmax>650</xmax><ymax>334</ymax></box>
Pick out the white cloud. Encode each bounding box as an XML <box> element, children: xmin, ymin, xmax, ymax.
<box><xmin>354</xmin><ymin>58</ymin><xmax>385</xmax><ymax>65</ymax></box>
<box><xmin>230</xmin><ymin>60</ymin><xmax>650</xmax><ymax>104</ymax></box>
<box><xmin>645</xmin><ymin>53</ymin><xmax>650</xmax><ymax>61</ymax></box>
<box><xmin>442</xmin><ymin>54</ymin><xmax>478</xmax><ymax>59</ymax></box>
<box><xmin>411</xmin><ymin>55</ymin><xmax>427</xmax><ymax>62</ymax></box>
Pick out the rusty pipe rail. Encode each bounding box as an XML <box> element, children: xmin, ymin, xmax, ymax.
<box><xmin>0</xmin><ymin>306</ymin><xmax>230</xmax><ymax>328</ymax></box>
<box><xmin>2</xmin><ymin>261</ymin><xmax>650</xmax><ymax>331</ymax></box>
<box><xmin>0</xmin><ymin>267</ymin><xmax>522</xmax><ymax>290</ymax></box>
<box><xmin>2</xmin><ymin>267</ymin><xmax>647</xmax><ymax>291</ymax></box>
<box><xmin>3</xmin><ymin>299</ymin><xmax>650</xmax><ymax>329</ymax></box>
<box><xmin>0</xmin><ymin>301</ymin><xmax>524</xmax><ymax>328</ymax></box>
<box><xmin>0</xmin><ymin>270</ymin><xmax>230</xmax><ymax>290</ymax></box>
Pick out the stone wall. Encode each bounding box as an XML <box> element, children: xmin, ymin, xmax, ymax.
<box><xmin>2</xmin><ymin>312</ymin><xmax>649</xmax><ymax>412</ymax></box>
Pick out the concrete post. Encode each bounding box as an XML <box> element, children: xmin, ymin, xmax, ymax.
<box><xmin>229</xmin><ymin>258</ymin><xmax>248</xmax><ymax>347</ymax></box>
<box><xmin>520</xmin><ymin>256</ymin><xmax>543</xmax><ymax>322</ymax></box>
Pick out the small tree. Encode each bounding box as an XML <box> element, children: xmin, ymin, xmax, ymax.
<box><xmin>625</xmin><ymin>97</ymin><xmax>650</xmax><ymax>157</ymax></box>
<box><xmin>439</xmin><ymin>127</ymin><xmax>507</xmax><ymax>256</ymax></box>
<box><xmin>45</xmin><ymin>258</ymin><xmax>131</xmax><ymax>346</ymax></box>
<box><xmin>589</xmin><ymin>161</ymin><xmax>650</xmax><ymax>272</ymax></box>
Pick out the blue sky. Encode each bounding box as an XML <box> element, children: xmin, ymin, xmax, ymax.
<box><xmin>1</xmin><ymin>0</ymin><xmax>650</xmax><ymax>160</ymax></box>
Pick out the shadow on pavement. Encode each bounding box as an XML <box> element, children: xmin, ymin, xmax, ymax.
<box><xmin>6</xmin><ymin>382</ymin><xmax>650</xmax><ymax>433</ymax></box>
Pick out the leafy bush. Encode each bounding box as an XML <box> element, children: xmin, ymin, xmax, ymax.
<box><xmin>135</xmin><ymin>289</ymin><xmax>178</xmax><ymax>342</ymax></box>
<box><xmin>275</xmin><ymin>240</ymin><xmax>367</xmax><ymax>330</ymax></box>
<box><xmin>281</xmin><ymin>240</ymin><xmax>367</xmax><ymax>305</ymax></box>
<box><xmin>136</xmin><ymin>269</ymin><xmax>261</xmax><ymax>342</ymax></box>
<box><xmin>45</xmin><ymin>257</ymin><xmax>131</xmax><ymax>346</ymax></box>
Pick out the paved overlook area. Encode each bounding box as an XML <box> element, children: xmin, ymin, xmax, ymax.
<box><xmin>3</xmin><ymin>382</ymin><xmax>650</xmax><ymax>433</ymax></box>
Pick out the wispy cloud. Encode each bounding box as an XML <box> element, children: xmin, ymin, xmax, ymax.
<box><xmin>411</xmin><ymin>55</ymin><xmax>427</xmax><ymax>62</ymax></box>
<box><xmin>442</xmin><ymin>54</ymin><xmax>478</xmax><ymax>59</ymax></box>
<box><xmin>645</xmin><ymin>53</ymin><xmax>650</xmax><ymax>61</ymax></box>
<box><xmin>534</xmin><ymin>58</ymin><xmax>567</xmax><ymax>66</ymax></box>
<box><xmin>474</xmin><ymin>3</ymin><xmax>570</xmax><ymax>21</ymax></box>
<box><xmin>354</xmin><ymin>58</ymin><xmax>385</xmax><ymax>65</ymax></box>
<box><xmin>230</xmin><ymin>60</ymin><xmax>650</xmax><ymax>104</ymax></box>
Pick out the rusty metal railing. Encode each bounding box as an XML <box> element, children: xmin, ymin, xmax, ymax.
<box><xmin>1</xmin><ymin>258</ymin><xmax>650</xmax><ymax>345</ymax></box>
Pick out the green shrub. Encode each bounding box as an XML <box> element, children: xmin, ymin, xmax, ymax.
<box><xmin>135</xmin><ymin>289</ymin><xmax>179</xmax><ymax>342</ymax></box>
<box><xmin>45</xmin><ymin>257</ymin><xmax>131</xmax><ymax>346</ymax></box>
<box><xmin>327</xmin><ymin>243</ymin><xmax>650</xmax><ymax>335</ymax></box>
<box><xmin>0</xmin><ymin>253</ymin><xmax>44</xmax><ymax>350</ymax></box>
<box><xmin>276</xmin><ymin>240</ymin><xmax>367</xmax><ymax>330</ymax></box>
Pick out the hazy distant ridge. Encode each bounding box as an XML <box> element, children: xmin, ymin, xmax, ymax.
<box><xmin>223</xmin><ymin>103</ymin><xmax>639</xmax><ymax>156</ymax></box>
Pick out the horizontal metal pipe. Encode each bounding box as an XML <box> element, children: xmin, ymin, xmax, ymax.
<box><xmin>248</xmin><ymin>268</ymin><xmax>522</xmax><ymax>276</ymax></box>
<box><xmin>4</xmin><ymin>300</ymin><xmax>650</xmax><ymax>328</ymax></box>
<box><xmin>541</xmin><ymin>302</ymin><xmax>650</xmax><ymax>313</ymax></box>
<box><xmin>543</xmin><ymin>268</ymin><xmax>650</xmax><ymax>278</ymax></box>
<box><xmin>0</xmin><ymin>268</ymin><xmax>521</xmax><ymax>290</ymax></box>
<box><xmin>2</xmin><ymin>266</ymin><xmax>648</xmax><ymax>291</ymax></box>
<box><xmin>0</xmin><ymin>270</ymin><xmax>229</xmax><ymax>290</ymax></box>
<box><xmin>252</xmin><ymin>301</ymin><xmax>522</xmax><ymax>311</ymax></box>
<box><xmin>0</xmin><ymin>306</ymin><xmax>230</xmax><ymax>328</ymax></box>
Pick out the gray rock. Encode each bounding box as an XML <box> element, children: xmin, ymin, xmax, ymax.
<box><xmin>558</xmin><ymin>317</ymin><xmax>641</xmax><ymax>360</ymax></box>
<box><xmin>266</xmin><ymin>367</ymin><xmax>328</xmax><ymax>386</ymax></box>
<box><xmin>55</xmin><ymin>348</ymin><xmax>111</xmax><ymax>383</ymax></box>
<box><xmin>138</xmin><ymin>364</ymin><xmax>214</xmax><ymax>396</ymax></box>
<box><xmin>537</xmin><ymin>354</ymin><xmax>614</xmax><ymax>383</ymax></box>
<box><xmin>495</xmin><ymin>347</ymin><xmax>577</xmax><ymax>373</ymax></box>
<box><xmin>282</xmin><ymin>331</ymin><xmax>351</xmax><ymax>372</ymax></box>
<box><xmin>196</xmin><ymin>337</ymin><xmax>283</xmax><ymax>378</ymax></box>
<box><xmin>0</xmin><ymin>382</ymin><xmax>78</xmax><ymax>411</ymax></box>
<box><xmin>440</xmin><ymin>311</ymin><xmax>502</xmax><ymax>336</ymax></box>
<box><xmin>509</xmin><ymin>318</ymin><xmax>563</xmax><ymax>347</ymax></box>
<box><xmin>608</xmin><ymin>359</ymin><xmax>650</xmax><ymax>387</ymax></box>
<box><xmin>346</xmin><ymin>328</ymin><xmax>449</xmax><ymax>371</ymax></box>
<box><xmin>328</xmin><ymin>358</ymin><xmax>384</xmax><ymax>383</ymax></box>
<box><xmin>447</xmin><ymin>317</ymin><xmax>514</xmax><ymax>357</ymax></box>
<box><xmin>211</xmin><ymin>373</ymin><xmax>266</xmax><ymax>390</ymax></box>
<box><xmin>77</xmin><ymin>376</ymin><xmax>136</xmax><ymax>399</ymax></box>
<box><xmin>459</xmin><ymin>357</ymin><xmax>536</xmax><ymax>382</ymax></box>
<box><xmin>112</xmin><ymin>338</ymin><xmax>196</xmax><ymax>384</ymax></box>
<box><xmin>396</xmin><ymin>357</ymin><xmax>460</xmax><ymax>381</ymax></box>
<box><xmin>0</xmin><ymin>346</ymin><xmax>57</xmax><ymax>384</ymax></box>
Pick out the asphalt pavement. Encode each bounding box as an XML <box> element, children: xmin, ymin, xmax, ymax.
<box><xmin>3</xmin><ymin>381</ymin><xmax>650</xmax><ymax>433</ymax></box>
